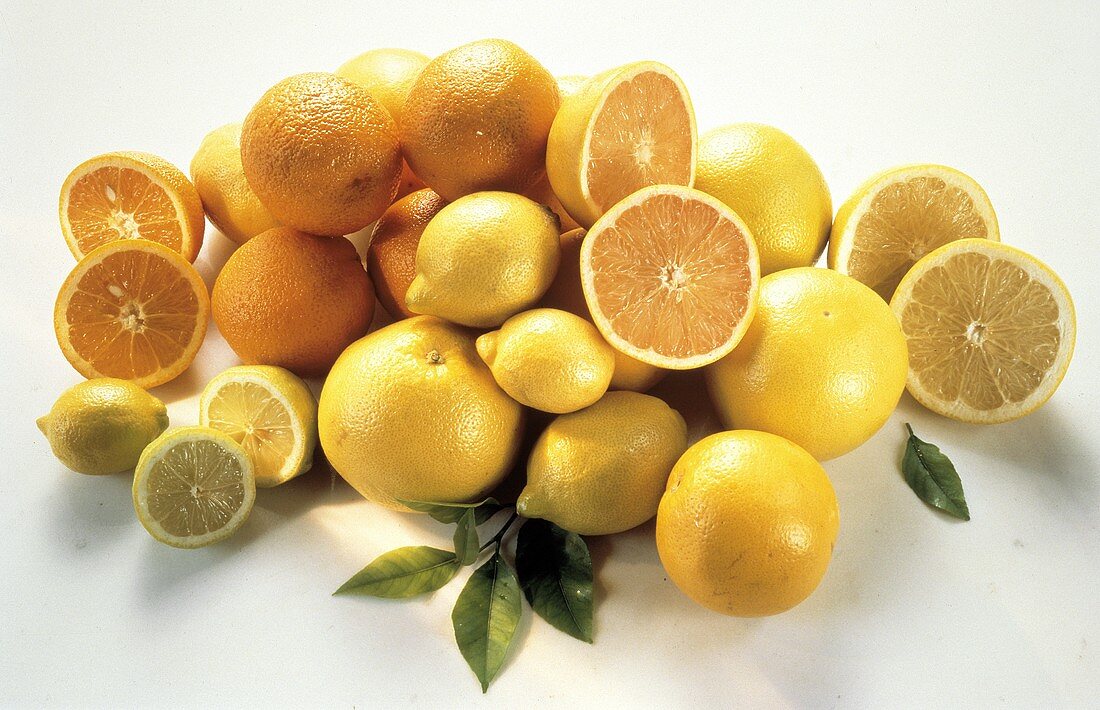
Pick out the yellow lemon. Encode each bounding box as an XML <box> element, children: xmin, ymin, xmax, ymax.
<box><xmin>695</xmin><ymin>124</ymin><xmax>831</xmax><ymax>275</ymax></box>
<box><xmin>517</xmin><ymin>391</ymin><xmax>687</xmax><ymax>535</ymax></box>
<box><xmin>318</xmin><ymin>316</ymin><xmax>525</xmax><ymax>510</ymax></box>
<box><xmin>706</xmin><ymin>267</ymin><xmax>907</xmax><ymax>461</ymax></box>
<box><xmin>656</xmin><ymin>430</ymin><xmax>839</xmax><ymax>617</ymax></box>
<box><xmin>335</xmin><ymin>48</ymin><xmax>429</xmax><ymax>125</ymax></box>
<box><xmin>190</xmin><ymin>123</ymin><xmax>279</xmax><ymax>245</ymax></box>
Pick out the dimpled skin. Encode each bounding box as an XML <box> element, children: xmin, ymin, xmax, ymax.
<box><xmin>706</xmin><ymin>268</ymin><xmax>908</xmax><ymax>461</ymax></box>
<box><xmin>400</xmin><ymin>39</ymin><xmax>560</xmax><ymax>201</ymax></box>
<box><xmin>317</xmin><ymin>316</ymin><xmax>525</xmax><ymax>511</ymax></box>
<box><xmin>212</xmin><ymin>227</ymin><xmax>375</xmax><ymax>377</ymax></box>
<box><xmin>656</xmin><ymin>430</ymin><xmax>839</xmax><ymax>617</ymax></box>
<box><xmin>190</xmin><ymin>123</ymin><xmax>279</xmax><ymax>245</ymax></box>
<box><xmin>695</xmin><ymin>124</ymin><xmax>832</xmax><ymax>275</ymax></box>
<box><xmin>367</xmin><ymin>188</ymin><xmax>448</xmax><ymax>319</ymax></box>
<box><xmin>240</xmin><ymin>72</ymin><xmax>402</xmax><ymax>236</ymax></box>
<box><xmin>517</xmin><ymin>391</ymin><xmax>688</xmax><ymax>535</ymax></box>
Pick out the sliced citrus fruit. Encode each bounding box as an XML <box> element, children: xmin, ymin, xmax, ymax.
<box><xmin>580</xmin><ymin>185</ymin><xmax>759</xmax><ymax>369</ymax></box>
<box><xmin>60</xmin><ymin>151</ymin><xmax>205</xmax><ymax>262</ymax></box>
<box><xmin>890</xmin><ymin>239</ymin><xmax>1075</xmax><ymax>424</ymax></box>
<box><xmin>199</xmin><ymin>365</ymin><xmax>318</xmax><ymax>488</ymax></box>
<box><xmin>53</xmin><ymin>240</ymin><xmax>210</xmax><ymax>389</ymax></box>
<box><xmin>829</xmin><ymin>164</ymin><xmax>998</xmax><ymax>300</ymax></box>
<box><xmin>133</xmin><ymin>426</ymin><xmax>256</xmax><ymax>548</ymax></box>
<box><xmin>546</xmin><ymin>62</ymin><xmax>696</xmax><ymax>228</ymax></box>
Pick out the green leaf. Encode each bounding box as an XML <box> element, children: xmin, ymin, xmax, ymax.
<box><xmin>902</xmin><ymin>423</ymin><xmax>971</xmax><ymax>521</ymax></box>
<box><xmin>334</xmin><ymin>546</ymin><xmax>459</xmax><ymax>598</ymax></box>
<box><xmin>451</xmin><ymin>552</ymin><xmax>522</xmax><ymax>692</ymax></box>
<box><xmin>515</xmin><ymin>518</ymin><xmax>594</xmax><ymax>642</ymax></box>
<box><xmin>399</xmin><ymin>498</ymin><xmax>503</xmax><ymax>525</ymax></box>
<box><xmin>453</xmin><ymin>508</ymin><xmax>480</xmax><ymax>566</ymax></box>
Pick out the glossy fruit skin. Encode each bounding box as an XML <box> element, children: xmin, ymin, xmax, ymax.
<box><xmin>241</xmin><ymin>72</ymin><xmax>402</xmax><ymax>236</ymax></box>
<box><xmin>190</xmin><ymin>123</ymin><xmax>279</xmax><ymax>245</ymax></box>
<box><xmin>366</xmin><ymin>188</ymin><xmax>447</xmax><ymax>320</ymax></box>
<box><xmin>212</xmin><ymin>227</ymin><xmax>375</xmax><ymax>377</ymax></box>
<box><xmin>517</xmin><ymin>391</ymin><xmax>688</xmax><ymax>535</ymax></box>
<box><xmin>318</xmin><ymin>316</ymin><xmax>525</xmax><ymax>511</ymax></box>
<box><xmin>695</xmin><ymin>124</ymin><xmax>831</xmax><ymax>275</ymax></box>
<box><xmin>37</xmin><ymin>378</ymin><xmax>168</xmax><ymax>475</ymax></box>
<box><xmin>706</xmin><ymin>267</ymin><xmax>907</xmax><ymax>461</ymax></box>
<box><xmin>656</xmin><ymin>430</ymin><xmax>839</xmax><ymax>617</ymax></box>
<box><xmin>400</xmin><ymin>39</ymin><xmax>560</xmax><ymax>201</ymax></box>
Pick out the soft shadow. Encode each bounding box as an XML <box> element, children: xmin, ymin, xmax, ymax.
<box><xmin>193</xmin><ymin>229</ymin><xmax>238</xmax><ymax>289</ymax></box>
<box><xmin>50</xmin><ymin>467</ymin><xmax>136</xmax><ymax>552</ymax></box>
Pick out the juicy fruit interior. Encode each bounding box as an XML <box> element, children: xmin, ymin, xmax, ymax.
<box><xmin>205</xmin><ymin>381</ymin><xmax>296</xmax><ymax>481</ymax></box>
<box><xmin>145</xmin><ymin>439</ymin><xmax>248</xmax><ymax>537</ymax></box>
<box><xmin>587</xmin><ymin>71</ymin><xmax>693</xmax><ymax>212</ymax></box>
<box><xmin>589</xmin><ymin>192</ymin><xmax>753</xmax><ymax>360</ymax></box>
<box><xmin>64</xmin><ymin>249</ymin><xmax>201</xmax><ymax>379</ymax></box>
<box><xmin>848</xmin><ymin>176</ymin><xmax>988</xmax><ymax>299</ymax></box>
<box><xmin>68</xmin><ymin>166</ymin><xmax>182</xmax><ymax>254</ymax></box>
<box><xmin>900</xmin><ymin>250</ymin><xmax>1062</xmax><ymax>411</ymax></box>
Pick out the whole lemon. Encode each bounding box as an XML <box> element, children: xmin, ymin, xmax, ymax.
<box><xmin>318</xmin><ymin>316</ymin><xmax>525</xmax><ymax>510</ymax></box>
<box><xmin>695</xmin><ymin>124</ymin><xmax>831</xmax><ymax>275</ymax></box>
<box><xmin>241</xmin><ymin>72</ymin><xmax>402</xmax><ymax>236</ymax></box>
<box><xmin>38</xmin><ymin>378</ymin><xmax>169</xmax><ymax>475</ymax></box>
<box><xmin>401</xmin><ymin>39</ymin><xmax>560</xmax><ymax>201</ymax></box>
<box><xmin>476</xmin><ymin>308</ymin><xmax>615</xmax><ymax>414</ymax></box>
<box><xmin>517</xmin><ymin>391</ymin><xmax>687</xmax><ymax>535</ymax></box>
<box><xmin>367</xmin><ymin>188</ymin><xmax>448</xmax><ymax>320</ymax></box>
<box><xmin>656</xmin><ymin>430</ymin><xmax>839</xmax><ymax>617</ymax></box>
<box><xmin>190</xmin><ymin>123</ymin><xmax>280</xmax><ymax>245</ymax></box>
<box><xmin>706</xmin><ymin>267</ymin><xmax>907</xmax><ymax>460</ymax></box>
<box><xmin>405</xmin><ymin>191</ymin><xmax>560</xmax><ymax>328</ymax></box>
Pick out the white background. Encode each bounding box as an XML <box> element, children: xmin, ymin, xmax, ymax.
<box><xmin>1</xmin><ymin>1</ymin><xmax>1098</xmax><ymax>707</ymax></box>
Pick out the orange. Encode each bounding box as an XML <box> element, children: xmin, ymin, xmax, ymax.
<box><xmin>241</xmin><ymin>72</ymin><xmax>402</xmax><ymax>236</ymax></box>
<box><xmin>59</xmin><ymin>151</ymin><xmax>205</xmax><ymax>262</ymax></box>
<box><xmin>401</xmin><ymin>39</ymin><xmax>560</xmax><ymax>201</ymax></box>
<box><xmin>53</xmin><ymin>240</ymin><xmax>209</xmax><ymax>388</ymax></box>
<box><xmin>580</xmin><ymin>185</ymin><xmax>759</xmax><ymax>369</ymax></box>
<box><xmin>212</xmin><ymin>227</ymin><xmax>375</xmax><ymax>377</ymax></box>
<box><xmin>366</xmin><ymin>188</ymin><xmax>448</xmax><ymax>320</ymax></box>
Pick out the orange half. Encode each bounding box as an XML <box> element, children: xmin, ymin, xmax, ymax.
<box><xmin>54</xmin><ymin>240</ymin><xmax>210</xmax><ymax>388</ymax></box>
<box><xmin>580</xmin><ymin>185</ymin><xmax>759</xmax><ymax>369</ymax></box>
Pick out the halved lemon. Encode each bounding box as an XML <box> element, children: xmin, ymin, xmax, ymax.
<box><xmin>829</xmin><ymin>164</ymin><xmax>999</xmax><ymax>300</ymax></box>
<box><xmin>199</xmin><ymin>365</ymin><xmax>318</xmax><ymax>488</ymax></box>
<box><xmin>890</xmin><ymin>239</ymin><xmax>1075</xmax><ymax>424</ymax></box>
<box><xmin>60</xmin><ymin>151</ymin><xmax>205</xmax><ymax>262</ymax></box>
<box><xmin>580</xmin><ymin>185</ymin><xmax>759</xmax><ymax>369</ymax></box>
<box><xmin>53</xmin><ymin>239</ymin><xmax>210</xmax><ymax>389</ymax></box>
<box><xmin>546</xmin><ymin>62</ymin><xmax>696</xmax><ymax>228</ymax></box>
<box><xmin>133</xmin><ymin>426</ymin><xmax>256</xmax><ymax>548</ymax></box>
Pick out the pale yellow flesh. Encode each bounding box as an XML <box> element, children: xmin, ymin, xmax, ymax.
<box><xmin>144</xmin><ymin>439</ymin><xmax>249</xmax><ymax>538</ymax></box>
<box><xmin>204</xmin><ymin>381</ymin><xmax>297</xmax><ymax>485</ymax></box>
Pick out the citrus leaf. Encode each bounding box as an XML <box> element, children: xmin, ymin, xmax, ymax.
<box><xmin>454</xmin><ymin>508</ymin><xmax>480</xmax><ymax>566</ymax></box>
<box><xmin>334</xmin><ymin>546</ymin><xmax>459</xmax><ymax>598</ymax></box>
<box><xmin>515</xmin><ymin>518</ymin><xmax>593</xmax><ymax>643</ymax></box>
<box><xmin>902</xmin><ymin>423</ymin><xmax>970</xmax><ymax>521</ymax></box>
<box><xmin>451</xmin><ymin>551</ymin><xmax>522</xmax><ymax>692</ymax></box>
<box><xmin>399</xmin><ymin>498</ymin><xmax>503</xmax><ymax>525</ymax></box>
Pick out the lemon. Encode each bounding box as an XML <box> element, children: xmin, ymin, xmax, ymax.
<box><xmin>335</xmin><ymin>48</ymin><xmax>429</xmax><ymax>125</ymax></box>
<box><xmin>133</xmin><ymin>426</ymin><xmax>256</xmax><ymax>549</ymax></box>
<box><xmin>891</xmin><ymin>239</ymin><xmax>1075</xmax><ymax>423</ymax></box>
<box><xmin>318</xmin><ymin>316</ymin><xmax>525</xmax><ymax>511</ymax></box>
<box><xmin>37</xmin><ymin>378</ymin><xmax>168</xmax><ymax>475</ymax></box>
<box><xmin>405</xmin><ymin>191</ymin><xmax>560</xmax><ymax>328</ymax></box>
<box><xmin>706</xmin><ymin>267</ymin><xmax>908</xmax><ymax>461</ymax></box>
<box><xmin>656</xmin><ymin>430</ymin><xmax>839</xmax><ymax>617</ymax></box>
<box><xmin>695</xmin><ymin>123</ymin><xmax>832</xmax><ymax>275</ymax></box>
<box><xmin>477</xmin><ymin>308</ymin><xmax>615</xmax><ymax>414</ymax></box>
<box><xmin>517</xmin><ymin>391</ymin><xmax>687</xmax><ymax>535</ymax></box>
<box><xmin>199</xmin><ymin>365</ymin><xmax>318</xmax><ymax>487</ymax></box>
<box><xmin>190</xmin><ymin>123</ymin><xmax>279</xmax><ymax>245</ymax></box>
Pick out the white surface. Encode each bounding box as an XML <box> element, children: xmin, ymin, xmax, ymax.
<box><xmin>1</xmin><ymin>1</ymin><xmax>1098</xmax><ymax>707</ymax></box>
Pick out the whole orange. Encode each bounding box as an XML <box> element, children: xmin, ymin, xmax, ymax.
<box><xmin>212</xmin><ymin>227</ymin><xmax>375</xmax><ymax>377</ymax></box>
<box><xmin>241</xmin><ymin>72</ymin><xmax>402</xmax><ymax>236</ymax></box>
<box><xmin>366</xmin><ymin>188</ymin><xmax>447</xmax><ymax>320</ymax></box>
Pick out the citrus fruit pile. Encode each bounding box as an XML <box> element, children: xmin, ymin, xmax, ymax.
<box><xmin>41</xmin><ymin>37</ymin><xmax>1075</xmax><ymax>635</ymax></box>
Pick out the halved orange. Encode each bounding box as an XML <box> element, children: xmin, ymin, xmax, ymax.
<box><xmin>59</xmin><ymin>151</ymin><xmax>205</xmax><ymax>261</ymax></box>
<box><xmin>580</xmin><ymin>185</ymin><xmax>759</xmax><ymax>369</ymax></box>
<box><xmin>54</xmin><ymin>240</ymin><xmax>210</xmax><ymax>388</ymax></box>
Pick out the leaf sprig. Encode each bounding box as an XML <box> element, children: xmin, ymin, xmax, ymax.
<box><xmin>902</xmin><ymin>423</ymin><xmax>971</xmax><ymax>520</ymax></box>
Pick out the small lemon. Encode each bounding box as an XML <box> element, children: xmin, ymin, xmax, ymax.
<box><xmin>517</xmin><ymin>391</ymin><xmax>687</xmax><ymax>535</ymax></box>
<box><xmin>656</xmin><ymin>430</ymin><xmax>839</xmax><ymax>617</ymax></box>
<box><xmin>477</xmin><ymin>308</ymin><xmax>615</xmax><ymax>414</ymax></box>
<box><xmin>406</xmin><ymin>192</ymin><xmax>560</xmax><ymax>328</ymax></box>
<box><xmin>38</xmin><ymin>378</ymin><xmax>169</xmax><ymax>475</ymax></box>
<box><xmin>190</xmin><ymin>123</ymin><xmax>280</xmax><ymax>245</ymax></box>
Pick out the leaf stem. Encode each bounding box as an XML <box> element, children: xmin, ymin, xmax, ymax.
<box><xmin>480</xmin><ymin>512</ymin><xmax>519</xmax><ymax>552</ymax></box>
<box><xmin>905</xmin><ymin>422</ymin><xmax>915</xmax><ymax>436</ymax></box>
